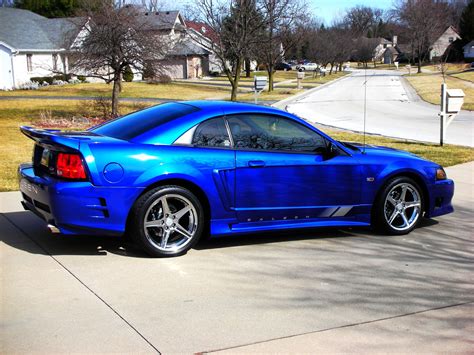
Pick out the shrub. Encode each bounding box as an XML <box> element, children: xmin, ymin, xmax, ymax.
<box><xmin>93</xmin><ymin>96</ymin><xmax>113</xmax><ymax>119</ymax></box>
<box><xmin>53</xmin><ymin>74</ymin><xmax>72</xmax><ymax>81</ymax></box>
<box><xmin>30</xmin><ymin>76</ymin><xmax>53</xmax><ymax>85</ymax></box>
<box><xmin>77</xmin><ymin>75</ymin><xmax>87</xmax><ymax>82</ymax></box>
<box><xmin>142</xmin><ymin>61</ymin><xmax>156</xmax><ymax>80</ymax></box>
<box><xmin>147</xmin><ymin>74</ymin><xmax>172</xmax><ymax>84</ymax></box>
<box><xmin>123</xmin><ymin>65</ymin><xmax>134</xmax><ymax>82</ymax></box>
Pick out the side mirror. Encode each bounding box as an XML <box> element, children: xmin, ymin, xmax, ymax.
<box><xmin>323</xmin><ymin>142</ymin><xmax>338</xmax><ymax>160</ymax></box>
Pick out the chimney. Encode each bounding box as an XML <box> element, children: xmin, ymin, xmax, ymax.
<box><xmin>392</xmin><ymin>35</ymin><xmax>398</xmax><ymax>46</ymax></box>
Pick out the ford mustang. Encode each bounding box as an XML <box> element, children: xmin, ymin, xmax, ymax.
<box><xmin>18</xmin><ymin>101</ymin><xmax>454</xmax><ymax>257</ymax></box>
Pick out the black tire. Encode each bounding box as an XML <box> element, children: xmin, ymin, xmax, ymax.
<box><xmin>372</xmin><ymin>176</ymin><xmax>424</xmax><ymax>235</ymax></box>
<box><xmin>128</xmin><ymin>185</ymin><xmax>204</xmax><ymax>257</ymax></box>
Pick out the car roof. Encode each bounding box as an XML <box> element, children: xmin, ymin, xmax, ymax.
<box><xmin>183</xmin><ymin>100</ymin><xmax>285</xmax><ymax>115</ymax></box>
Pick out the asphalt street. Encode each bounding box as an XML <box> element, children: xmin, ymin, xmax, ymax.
<box><xmin>285</xmin><ymin>69</ymin><xmax>474</xmax><ymax>147</ymax></box>
<box><xmin>1</xmin><ymin>162</ymin><xmax>473</xmax><ymax>353</ymax></box>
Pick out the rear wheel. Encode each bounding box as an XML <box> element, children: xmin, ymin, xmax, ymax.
<box><xmin>373</xmin><ymin>177</ymin><xmax>423</xmax><ymax>235</ymax></box>
<box><xmin>129</xmin><ymin>186</ymin><xmax>204</xmax><ymax>257</ymax></box>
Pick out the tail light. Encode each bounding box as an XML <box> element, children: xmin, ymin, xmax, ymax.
<box><xmin>56</xmin><ymin>153</ymin><xmax>87</xmax><ymax>179</ymax></box>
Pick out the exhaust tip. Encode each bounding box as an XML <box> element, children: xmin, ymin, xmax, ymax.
<box><xmin>47</xmin><ymin>224</ymin><xmax>60</xmax><ymax>234</ymax></box>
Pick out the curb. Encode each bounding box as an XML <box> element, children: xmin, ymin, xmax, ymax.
<box><xmin>272</xmin><ymin>72</ymin><xmax>353</xmax><ymax>110</ymax></box>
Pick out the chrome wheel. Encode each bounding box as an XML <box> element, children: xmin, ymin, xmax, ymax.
<box><xmin>384</xmin><ymin>183</ymin><xmax>421</xmax><ymax>231</ymax></box>
<box><xmin>143</xmin><ymin>194</ymin><xmax>198</xmax><ymax>252</ymax></box>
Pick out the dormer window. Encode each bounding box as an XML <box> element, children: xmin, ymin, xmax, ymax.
<box><xmin>201</xmin><ymin>26</ymin><xmax>206</xmax><ymax>33</ymax></box>
<box><xmin>449</xmin><ymin>37</ymin><xmax>454</xmax><ymax>43</ymax></box>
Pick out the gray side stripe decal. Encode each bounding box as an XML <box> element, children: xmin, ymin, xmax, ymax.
<box><xmin>331</xmin><ymin>206</ymin><xmax>353</xmax><ymax>217</ymax></box>
<box><xmin>319</xmin><ymin>207</ymin><xmax>339</xmax><ymax>217</ymax></box>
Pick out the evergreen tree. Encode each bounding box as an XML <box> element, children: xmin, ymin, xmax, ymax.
<box><xmin>460</xmin><ymin>0</ymin><xmax>474</xmax><ymax>43</ymax></box>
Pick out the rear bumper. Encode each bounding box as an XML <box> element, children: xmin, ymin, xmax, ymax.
<box><xmin>18</xmin><ymin>164</ymin><xmax>144</xmax><ymax>236</ymax></box>
<box><xmin>426</xmin><ymin>178</ymin><xmax>455</xmax><ymax>218</ymax></box>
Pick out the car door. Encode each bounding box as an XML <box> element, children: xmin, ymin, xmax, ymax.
<box><xmin>226</xmin><ymin>114</ymin><xmax>362</xmax><ymax>223</ymax></box>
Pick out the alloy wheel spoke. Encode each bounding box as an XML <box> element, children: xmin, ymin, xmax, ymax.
<box><xmin>400</xmin><ymin>211</ymin><xmax>409</xmax><ymax>227</ymax></box>
<box><xmin>145</xmin><ymin>220</ymin><xmax>163</xmax><ymax>228</ymax></box>
<box><xmin>405</xmin><ymin>201</ymin><xmax>420</xmax><ymax>209</ymax></box>
<box><xmin>175</xmin><ymin>205</ymin><xmax>192</xmax><ymax>220</ymax></box>
<box><xmin>387</xmin><ymin>195</ymin><xmax>397</xmax><ymax>206</ymax></box>
<box><xmin>400</xmin><ymin>185</ymin><xmax>408</xmax><ymax>202</ymax></box>
<box><xmin>160</xmin><ymin>196</ymin><xmax>171</xmax><ymax>216</ymax></box>
<box><xmin>174</xmin><ymin>223</ymin><xmax>192</xmax><ymax>239</ymax></box>
<box><xmin>160</xmin><ymin>229</ymin><xmax>171</xmax><ymax>248</ymax></box>
<box><xmin>388</xmin><ymin>210</ymin><xmax>399</xmax><ymax>225</ymax></box>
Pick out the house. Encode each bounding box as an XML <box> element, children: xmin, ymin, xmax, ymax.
<box><xmin>0</xmin><ymin>7</ymin><xmax>215</xmax><ymax>90</ymax></box>
<box><xmin>186</xmin><ymin>21</ymin><xmax>222</xmax><ymax>75</ymax></box>
<box><xmin>0</xmin><ymin>7</ymin><xmax>85</xmax><ymax>90</ymax></box>
<box><xmin>429</xmin><ymin>25</ymin><xmax>461</xmax><ymax>60</ymax></box>
<box><xmin>138</xmin><ymin>11</ymin><xmax>213</xmax><ymax>79</ymax></box>
<box><xmin>463</xmin><ymin>40</ymin><xmax>474</xmax><ymax>61</ymax></box>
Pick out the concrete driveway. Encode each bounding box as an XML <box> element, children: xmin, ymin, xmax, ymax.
<box><xmin>284</xmin><ymin>69</ymin><xmax>474</xmax><ymax>147</ymax></box>
<box><xmin>1</xmin><ymin>162</ymin><xmax>473</xmax><ymax>353</ymax></box>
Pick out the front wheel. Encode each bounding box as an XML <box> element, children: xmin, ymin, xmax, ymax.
<box><xmin>373</xmin><ymin>177</ymin><xmax>423</xmax><ymax>235</ymax></box>
<box><xmin>129</xmin><ymin>186</ymin><xmax>204</xmax><ymax>257</ymax></box>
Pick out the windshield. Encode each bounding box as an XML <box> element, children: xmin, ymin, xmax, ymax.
<box><xmin>91</xmin><ymin>102</ymin><xmax>200</xmax><ymax>141</ymax></box>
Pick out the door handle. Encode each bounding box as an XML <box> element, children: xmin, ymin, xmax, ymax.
<box><xmin>248</xmin><ymin>160</ymin><xmax>265</xmax><ymax>168</ymax></box>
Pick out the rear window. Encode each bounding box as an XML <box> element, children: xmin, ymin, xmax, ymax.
<box><xmin>91</xmin><ymin>102</ymin><xmax>200</xmax><ymax>141</ymax></box>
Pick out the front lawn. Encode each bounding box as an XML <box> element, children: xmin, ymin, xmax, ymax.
<box><xmin>451</xmin><ymin>71</ymin><xmax>474</xmax><ymax>83</ymax></box>
<box><xmin>0</xmin><ymin>82</ymin><xmax>230</xmax><ymax>100</ymax></box>
<box><xmin>1</xmin><ymin>98</ymin><xmax>472</xmax><ymax>192</ymax></box>
<box><xmin>405</xmin><ymin>74</ymin><xmax>474</xmax><ymax>111</ymax></box>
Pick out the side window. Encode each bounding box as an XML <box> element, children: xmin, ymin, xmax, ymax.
<box><xmin>191</xmin><ymin>117</ymin><xmax>231</xmax><ymax>148</ymax></box>
<box><xmin>227</xmin><ymin>114</ymin><xmax>327</xmax><ymax>153</ymax></box>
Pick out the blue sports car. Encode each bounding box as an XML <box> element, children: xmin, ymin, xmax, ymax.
<box><xmin>19</xmin><ymin>101</ymin><xmax>454</xmax><ymax>257</ymax></box>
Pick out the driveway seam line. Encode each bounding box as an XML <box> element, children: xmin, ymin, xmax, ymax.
<box><xmin>1</xmin><ymin>213</ymin><xmax>161</xmax><ymax>354</ymax></box>
<box><xmin>201</xmin><ymin>300</ymin><xmax>474</xmax><ymax>353</ymax></box>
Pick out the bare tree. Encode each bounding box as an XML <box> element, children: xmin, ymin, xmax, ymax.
<box><xmin>307</xmin><ymin>24</ymin><xmax>352</xmax><ymax>74</ymax></box>
<box><xmin>193</xmin><ymin>0</ymin><xmax>265</xmax><ymax>101</ymax></box>
<box><xmin>352</xmin><ymin>37</ymin><xmax>379</xmax><ymax>67</ymax></box>
<box><xmin>70</xmin><ymin>1</ymin><xmax>168</xmax><ymax>116</ymax></box>
<box><xmin>259</xmin><ymin>0</ymin><xmax>308</xmax><ymax>91</ymax></box>
<box><xmin>394</xmin><ymin>0</ymin><xmax>451</xmax><ymax>73</ymax></box>
<box><xmin>343</xmin><ymin>5</ymin><xmax>384</xmax><ymax>37</ymax></box>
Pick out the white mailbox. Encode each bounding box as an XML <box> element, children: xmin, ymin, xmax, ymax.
<box><xmin>254</xmin><ymin>76</ymin><xmax>267</xmax><ymax>91</ymax></box>
<box><xmin>446</xmin><ymin>88</ymin><xmax>465</xmax><ymax>113</ymax></box>
<box><xmin>297</xmin><ymin>71</ymin><xmax>305</xmax><ymax>79</ymax></box>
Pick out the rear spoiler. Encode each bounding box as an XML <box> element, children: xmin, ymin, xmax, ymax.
<box><xmin>20</xmin><ymin>126</ymin><xmax>81</xmax><ymax>150</ymax></box>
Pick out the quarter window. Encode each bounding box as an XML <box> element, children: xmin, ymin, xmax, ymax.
<box><xmin>227</xmin><ymin>114</ymin><xmax>327</xmax><ymax>152</ymax></box>
<box><xmin>192</xmin><ymin>117</ymin><xmax>231</xmax><ymax>148</ymax></box>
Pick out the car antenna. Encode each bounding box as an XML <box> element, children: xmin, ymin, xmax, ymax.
<box><xmin>362</xmin><ymin>65</ymin><xmax>367</xmax><ymax>154</ymax></box>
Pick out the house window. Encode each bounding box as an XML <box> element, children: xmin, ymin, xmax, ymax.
<box><xmin>52</xmin><ymin>54</ymin><xmax>58</xmax><ymax>71</ymax></box>
<box><xmin>26</xmin><ymin>54</ymin><xmax>33</xmax><ymax>72</ymax></box>
<box><xmin>449</xmin><ymin>37</ymin><xmax>454</xmax><ymax>43</ymax></box>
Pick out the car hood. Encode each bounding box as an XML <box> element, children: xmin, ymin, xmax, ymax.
<box><xmin>341</xmin><ymin>142</ymin><xmax>425</xmax><ymax>160</ymax></box>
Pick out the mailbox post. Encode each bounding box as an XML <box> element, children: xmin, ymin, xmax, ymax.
<box><xmin>296</xmin><ymin>71</ymin><xmax>304</xmax><ymax>89</ymax></box>
<box><xmin>439</xmin><ymin>83</ymin><xmax>465</xmax><ymax>146</ymax></box>
<box><xmin>254</xmin><ymin>76</ymin><xmax>267</xmax><ymax>104</ymax></box>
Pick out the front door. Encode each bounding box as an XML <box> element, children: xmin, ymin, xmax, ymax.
<box><xmin>227</xmin><ymin>114</ymin><xmax>361</xmax><ymax>223</ymax></box>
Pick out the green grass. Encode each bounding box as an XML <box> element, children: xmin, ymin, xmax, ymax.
<box><xmin>0</xmin><ymin>82</ymin><xmax>230</xmax><ymax>99</ymax></box>
<box><xmin>1</xmin><ymin>99</ymin><xmax>472</xmax><ymax>192</ymax></box>
<box><xmin>405</xmin><ymin>74</ymin><xmax>474</xmax><ymax>111</ymax></box>
<box><xmin>451</xmin><ymin>71</ymin><xmax>474</xmax><ymax>83</ymax></box>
